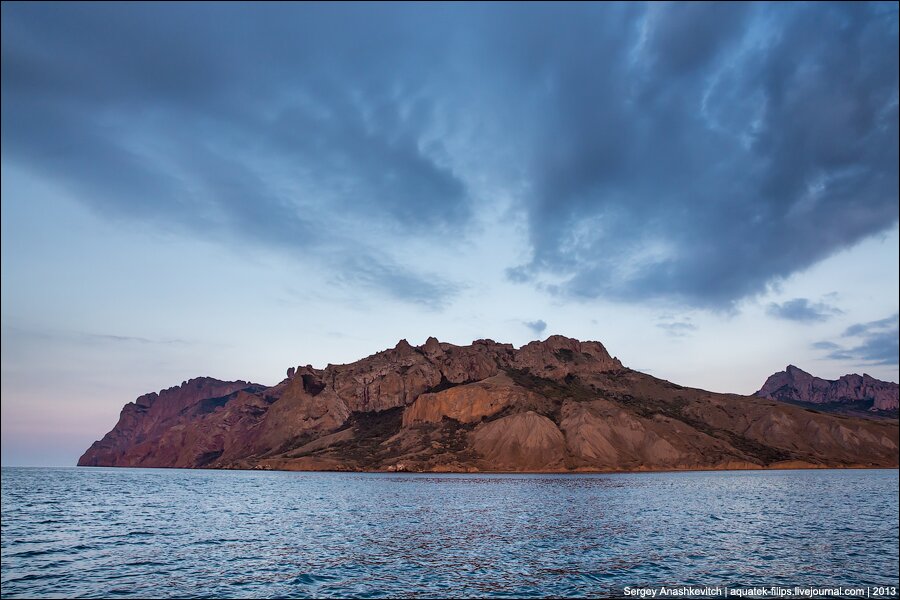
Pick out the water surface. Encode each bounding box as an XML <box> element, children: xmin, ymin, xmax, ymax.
<box><xmin>1</xmin><ymin>468</ymin><xmax>898</xmax><ymax>598</ymax></box>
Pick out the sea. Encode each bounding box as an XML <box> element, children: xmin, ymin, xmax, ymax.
<box><xmin>1</xmin><ymin>467</ymin><xmax>898</xmax><ymax>598</ymax></box>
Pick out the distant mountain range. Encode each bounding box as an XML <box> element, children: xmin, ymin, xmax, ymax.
<box><xmin>755</xmin><ymin>365</ymin><xmax>898</xmax><ymax>418</ymax></box>
<box><xmin>79</xmin><ymin>336</ymin><xmax>899</xmax><ymax>472</ymax></box>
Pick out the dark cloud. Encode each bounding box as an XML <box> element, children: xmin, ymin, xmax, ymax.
<box><xmin>842</xmin><ymin>314</ymin><xmax>898</xmax><ymax>337</ymax></box>
<box><xmin>2</xmin><ymin>3</ymin><xmax>897</xmax><ymax>309</ymax></box>
<box><xmin>1</xmin><ymin>3</ymin><xmax>468</xmax><ymax>306</ymax></box>
<box><xmin>814</xmin><ymin>313</ymin><xmax>899</xmax><ymax>366</ymax></box>
<box><xmin>503</xmin><ymin>3</ymin><xmax>898</xmax><ymax>308</ymax></box>
<box><xmin>656</xmin><ymin>317</ymin><xmax>698</xmax><ymax>338</ymax></box>
<box><xmin>645</xmin><ymin>2</ymin><xmax>752</xmax><ymax>76</ymax></box>
<box><xmin>523</xmin><ymin>320</ymin><xmax>547</xmax><ymax>335</ymax></box>
<box><xmin>766</xmin><ymin>298</ymin><xmax>843</xmax><ymax>323</ymax></box>
<box><xmin>332</xmin><ymin>254</ymin><xmax>459</xmax><ymax>311</ymax></box>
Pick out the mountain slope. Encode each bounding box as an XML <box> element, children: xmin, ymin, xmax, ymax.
<box><xmin>79</xmin><ymin>337</ymin><xmax>899</xmax><ymax>472</ymax></box>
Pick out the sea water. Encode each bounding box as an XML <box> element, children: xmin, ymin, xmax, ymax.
<box><xmin>1</xmin><ymin>467</ymin><xmax>898</xmax><ymax>598</ymax></box>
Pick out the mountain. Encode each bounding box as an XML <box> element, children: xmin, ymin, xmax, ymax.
<box><xmin>78</xmin><ymin>377</ymin><xmax>267</xmax><ymax>467</ymax></box>
<box><xmin>755</xmin><ymin>365</ymin><xmax>899</xmax><ymax>418</ymax></box>
<box><xmin>79</xmin><ymin>336</ymin><xmax>899</xmax><ymax>472</ymax></box>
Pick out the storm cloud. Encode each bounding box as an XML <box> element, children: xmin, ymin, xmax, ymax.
<box><xmin>523</xmin><ymin>320</ymin><xmax>548</xmax><ymax>335</ymax></box>
<box><xmin>766</xmin><ymin>298</ymin><xmax>843</xmax><ymax>323</ymax></box>
<box><xmin>3</xmin><ymin>2</ymin><xmax>897</xmax><ymax>309</ymax></box>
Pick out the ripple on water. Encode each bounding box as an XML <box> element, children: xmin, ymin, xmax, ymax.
<box><xmin>1</xmin><ymin>468</ymin><xmax>898</xmax><ymax>598</ymax></box>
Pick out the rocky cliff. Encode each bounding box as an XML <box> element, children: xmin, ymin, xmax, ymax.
<box><xmin>78</xmin><ymin>377</ymin><xmax>266</xmax><ymax>467</ymax></box>
<box><xmin>755</xmin><ymin>365</ymin><xmax>899</xmax><ymax>416</ymax></box>
<box><xmin>79</xmin><ymin>336</ymin><xmax>899</xmax><ymax>472</ymax></box>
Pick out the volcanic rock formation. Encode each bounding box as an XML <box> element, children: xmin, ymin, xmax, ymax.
<box><xmin>79</xmin><ymin>336</ymin><xmax>899</xmax><ymax>472</ymax></box>
<box><xmin>756</xmin><ymin>365</ymin><xmax>899</xmax><ymax>416</ymax></box>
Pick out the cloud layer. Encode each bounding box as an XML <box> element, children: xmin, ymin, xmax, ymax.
<box><xmin>814</xmin><ymin>314</ymin><xmax>899</xmax><ymax>366</ymax></box>
<box><xmin>766</xmin><ymin>298</ymin><xmax>843</xmax><ymax>323</ymax></box>
<box><xmin>3</xmin><ymin>3</ymin><xmax>897</xmax><ymax>310</ymax></box>
<box><xmin>523</xmin><ymin>320</ymin><xmax>548</xmax><ymax>335</ymax></box>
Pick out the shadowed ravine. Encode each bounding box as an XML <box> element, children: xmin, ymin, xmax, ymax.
<box><xmin>78</xmin><ymin>336</ymin><xmax>899</xmax><ymax>472</ymax></box>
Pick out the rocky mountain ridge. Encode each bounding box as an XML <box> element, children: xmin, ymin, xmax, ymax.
<box><xmin>755</xmin><ymin>365</ymin><xmax>898</xmax><ymax>416</ymax></box>
<box><xmin>79</xmin><ymin>336</ymin><xmax>899</xmax><ymax>472</ymax></box>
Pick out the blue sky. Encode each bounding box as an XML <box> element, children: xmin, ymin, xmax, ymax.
<box><xmin>2</xmin><ymin>2</ymin><xmax>898</xmax><ymax>466</ymax></box>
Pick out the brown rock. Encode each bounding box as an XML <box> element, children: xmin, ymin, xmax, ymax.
<box><xmin>421</xmin><ymin>336</ymin><xmax>443</xmax><ymax>357</ymax></box>
<box><xmin>78</xmin><ymin>337</ymin><xmax>899</xmax><ymax>473</ymax></box>
<box><xmin>559</xmin><ymin>399</ymin><xmax>740</xmax><ymax>470</ymax></box>
<box><xmin>78</xmin><ymin>377</ymin><xmax>261</xmax><ymax>467</ymax></box>
<box><xmin>756</xmin><ymin>365</ymin><xmax>899</xmax><ymax>413</ymax></box>
<box><xmin>471</xmin><ymin>411</ymin><xmax>566</xmax><ymax>471</ymax></box>
<box><xmin>403</xmin><ymin>374</ymin><xmax>537</xmax><ymax>426</ymax></box>
<box><xmin>512</xmin><ymin>335</ymin><xmax>622</xmax><ymax>379</ymax></box>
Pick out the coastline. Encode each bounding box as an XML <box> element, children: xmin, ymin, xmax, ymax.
<box><xmin>71</xmin><ymin>462</ymin><xmax>900</xmax><ymax>475</ymax></box>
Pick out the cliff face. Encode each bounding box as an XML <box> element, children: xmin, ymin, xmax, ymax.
<box><xmin>756</xmin><ymin>365</ymin><xmax>899</xmax><ymax>415</ymax></box>
<box><xmin>78</xmin><ymin>377</ymin><xmax>265</xmax><ymax>467</ymax></box>
<box><xmin>79</xmin><ymin>337</ymin><xmax>899</xmax><ymax>472</ymax></box>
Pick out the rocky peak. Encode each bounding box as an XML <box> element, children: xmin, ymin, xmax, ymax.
<box><xmin>134</xmin><ymin>392</ymin><xmax>158</xmax><ymax>408</ymax></box>
<box><xmin>78</xmin><ymin>376</ymin><xmax>260</xmax><ymax>467</ymax></box>
<box><xmin>756</xmin><ymin>366</ymin><xmax>898</xmax><ymax>412</ymax></box>
<box><xmin>421</xmin><ymin>336</ymin><xmax>443</xmax><ymax>356</ymax></box>
<box><xmin>394</xmin><ymin>339</ymin><xmax>416</xmax><ymax>355</ymax></box>
<box><xmin>513</xmin><ymin>335</ymin><xmax>622</xmax><ymax>377</ymax></box>
<box><xmin>272</xmin><ymin>336</ymin><xmax>624</xmax><ymax>417</ymax></box>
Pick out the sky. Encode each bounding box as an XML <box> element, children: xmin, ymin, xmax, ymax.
<box><xmin>2</xmin><ymin>2</ymin><xmax>898</xmax><ymax>466</ymax></box>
